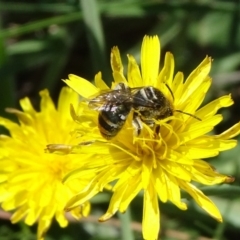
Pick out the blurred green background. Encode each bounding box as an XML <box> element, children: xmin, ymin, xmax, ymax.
<box><xmin>1</xmin><ymin>0</ymin><xmax>240</xmax><ymax>239</ymax></box>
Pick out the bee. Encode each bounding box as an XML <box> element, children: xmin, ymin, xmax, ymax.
<box><xmin>89</xmin><ymin>83</ymin><xmax>178</xmax><ymax>139</ymax></box>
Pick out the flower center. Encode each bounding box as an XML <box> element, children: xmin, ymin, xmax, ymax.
<box><xmin>132</xmin><ymin>121</ymin><xmax>180</xmax><ymax>168</ymax></box>
<box><xmin>46</xmin><ymin>156</ymin><xmax>68</xmax><ymax>181</ymax></box>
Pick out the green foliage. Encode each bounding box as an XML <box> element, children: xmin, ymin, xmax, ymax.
<box><xmin>0</xmin><ymin>0</ymin><xmax>240</xmax><ymax>239</ymax></box>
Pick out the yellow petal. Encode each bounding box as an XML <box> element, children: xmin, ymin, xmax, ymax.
<box><xmin>81</xmin><ymin>202</ymin><xmax>91</xmax><ymax>217</ymax></box>
<box><xmin>2</xmin><ymin>196</ymin><xmax>20</xmax><ymax>211</ymax></box>
<box><xmin>100</xmin><ymin>183</ymin><xmax>128</xmax><ymax>219</ymax></box>
<box><xmin>172</xmin><ymin>72</ymin><xmax>184</xmax><ymax>101</ymax></box>
<box><xmin>111</xmin><ymin>46</ymin><xmax>124</xmax><ymax>74</ymax></box>
<box><xmin>25</xmin><ymin>205</ymin><xmax>41</xmax><ymax>225</ymax></box>
<box><xmin>161</xmin><ymin>160</ymin><xmax>192</xmax><ymax>182</ymax></box>
<box><xmin>19</xmin><ymin>97</ymin><xmax>36</xmax><ymax>115</ymax></box>
<box><xmin>5</xmin><ymin>108</ymin><xmax>33</xmax><ymax>126</ymax></box>
<box><xmin>0</xmin><ymin>117</ymin><xmax>21</xmax><ymax>135</ymax></box>
<box><xmin>11</xmin><ymin>204</ymin><xmax>28</xmax><ymax>223</ymax></box>
<box><xmin>178</xmin><ymin>145</ymin><xmax>218</xmax><ymax>158</ymax></box>
<box><xmin>180</xmin><ymin>181</ymin><xmax>222</xmax><ymax>222</ymax></box>
<box><xmin>64</xmin><ymin>74</ymin><xmax>99</xmax><ymax>98</ymax></box>
<box><xmin>177</xmin><ymin>77</ymin><xmax>212</xmax><ymax>115</ymax></box>
<box><xmin>166</xmin><ymin>149</ymin><xmax>194</xmax><ymax>165</ymax></box>
<box><xmin>38</xmin><ymin>218</ymin><xmax>52</xmax><ymax>240</ymax></box>
<box><xmin>181</xmin><ymin>56</ymin><xmax>212</xmax><ymax>103</ymax></box>
<box><xmin>55</xmin><ymin>210</ymin><xmax>68</xmax><ymax>227</ymax></box>
<box><xmin>70</xmin><ymin>202</ymin><xmax>91</xmax><ymax>219</ymax></box>
<box><xmin>127</xmin><ymin>54</ymin><xmax>143</xmax><ymax>87</ymax></box>
<box><xmin>119</xmin><ymin>175</ymin><xmax>142</xmax><ymax>212</ymax></box>
<box><xmin>94</xmin><ymin>72</ymin><xmax>109</xmax><ymax>90</ymax></box>
<box><xmin>191</xmin><ymin>167</ymin><xmax>230</xmax><ymax>185</ymax></box>
<box><xmin>112</xmin><ymin>72</ymin><xmax>128</xmax><ymax>87</ymax></box>
<box><xmin>142</xmin><ymin>183</ymin><xmax>160</xmax><ymax>240</ymax></box>
<box><xmin>141</xmin><ymin>35</ymin><xmax>160</xmax><ymax>85</ymax></box>
<box><xmin>57</xmin><ymin>87</ymin><xmax>79</xmax><ymax>123</ymax></box>
<box><xmin>142</xmin><ymin>149</ymin><xmax>153</xmax><ymax>189</ymax></box>
<box><xmin>154</xmin><ymin>167</ymin><xmax>168</xmax><ymax>202</ymax></box>
<box><xmin>163</xmin><ymin>174</ymin><xmax>187</xmax><ymax>210</ymax></box>
<box><xmin>157</xmin><ymin>52</ymin><xmax>174</xmax><ymax>88</ymax></box>
<box><xmin>215</xmin><ymin>121</ymin><xmax>240</xmax><ymax>140</ymax></box>
<box><xmin>178</xmin><ymin>115</ymin><xmax>223</xmax><ymax>143</ymax></box>
<box><xmin>180</xmin><ymin>138</ymin><xmax>237</xmax><ymax>158</ymax></box>
<box><xmin>65</xmin><ymin>185</ymin><xmax>98</xmax><ymax>211</ymax></box>
<box><xmin>39</xmin><ymin>89</ymin><xmax>56</xmax><ymax>113</ymax></box>
<box><xmin>196</xmin><ymin>95</ymin><xmax>233</xmax><ymax>119</ymax></box>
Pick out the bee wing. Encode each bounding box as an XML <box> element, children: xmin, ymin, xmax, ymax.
<box><xmin>88</xmin><ymin>95</ymin><xmax>111</xmax><ymax>111</ymax></box>
<box><xmin>82</xmin><ymin>88</ymin><xmax>118</xmax><ymax>110</ymax></box>
<box><xmin>88</xmin><ymin>89</ymin><xmax>132</xmax><ymax>111</ymax></box>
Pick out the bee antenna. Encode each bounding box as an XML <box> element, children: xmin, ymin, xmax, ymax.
<box><xmin>164</xmin><ymin>83</ymin><xmax>174</xmax><ymax>101</ymax></box>
<box><xmin>175</xmin><ymin>110</ymin><xmax>201</xmax><ymax>121</ymax></box>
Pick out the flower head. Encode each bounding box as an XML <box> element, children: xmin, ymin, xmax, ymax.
<box><xmin>63</xmin><ymin>36</ymin><xmax>240</xmax><ymax>240</ymax></box>
<box><xmin>0</xmin><ymin>87</ymin><xmax>92</xmax><ymax>240</ymax></box>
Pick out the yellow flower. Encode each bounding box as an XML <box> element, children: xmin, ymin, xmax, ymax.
<box><xmin>63</xmin><ymin>36</ymin><xmax>240</xmax><ymax>240</ymax></box>
<box><xmin>0</xmin><ymin>87</ymin><xmax>92</xmax><ymax>240</ymax></box>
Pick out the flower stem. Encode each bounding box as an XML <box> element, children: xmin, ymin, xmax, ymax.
<box><xmin>118</xmin><ymin>208</ymin><xmax>135</xmax><ymax>240</ymax></box>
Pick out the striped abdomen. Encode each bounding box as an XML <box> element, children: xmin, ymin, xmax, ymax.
<box><xmin>98</xmin><ymin>103</ymin><xmax>132</xmax><ymax>139</ymax></box>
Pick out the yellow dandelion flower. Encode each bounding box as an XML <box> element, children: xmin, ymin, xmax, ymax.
<box><xmin>0</xmin><ymin>87</ymin><xmax>92</xmax><ymax>240</ymax></box>
<box><xmin>63</xmin><ymin>36</ymin><xmax>240</xmax><ymax>240</ymax></box>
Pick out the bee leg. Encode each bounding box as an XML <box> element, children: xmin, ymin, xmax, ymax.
<box><xmin>154</xmin><ymin>124</ymin><xmax>161</xmax><ymax>135</ymax></box>
<box><xmin>132</xmin><ymin>112</ymin><xmax>142</xmax><ymax>136</ymax></box>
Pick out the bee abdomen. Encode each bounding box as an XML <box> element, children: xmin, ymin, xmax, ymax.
<box><xmin>98</xmin><ymin>104</ymin><xmax>131</xmax><ymax>139</ymax></box>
